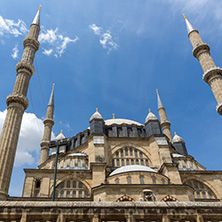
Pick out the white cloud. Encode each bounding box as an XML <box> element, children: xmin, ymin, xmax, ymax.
<box><xmin>11</xmin><ymin>44</ymin><xmax>19</xmax><ymax>59</ymax></box>
<box><xmin>42</xmin><ymin>48</ymin><xmax>53</xmax><ymax>56</ymax></box>
<box><xmin>57</xmin><ymin>35</ymin><xmax>79</xmax><ymax>57</ymax></box>
<box><xmin>89</xmin><ymin>24</ymin><xmax>118</xmax><ymax>53</ymax></box>
<box><xmin>0</xmin><ymin>110</ymin><xmax>55</xmax><ymax>167</ymax></box>
<box><xmin>89</xmin><ymin>24</ymin><xmax>102</xmax><ymax>35</ymax></box>
<box><xmin>39</xmin><ymin>28</ymin><xmax>79</xmax><ymax>57</ymax></box>
<box><xmin>0</xmin><ymin>16</ymin><xmax>28</xmax><ymax>37</ymax></box>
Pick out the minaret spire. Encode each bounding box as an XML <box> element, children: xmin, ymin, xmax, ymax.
<box><xmin>32</xmin><ymin>5</ymin><xmax>41</xmax><ymax>26</ymax></box>
<box><xmin>0</xmin><ymin>7</ymin><xmax>41</xmax><ymax>200</ymax></box>
<box><xmin>156</xmin><ymin>89</ymin><xmax>172</xmax><ymax>141</ymax></box>
<box><xmin>184</xmin><ymin>15</ymin><xmax>222</xmax><ymax>115</ymax></box>
<box><xmin>183</xmin><ymin>14</ymin><xmax>197</xmax><ymax>35</ymax></box>
<box><xmin>39</xmin><ymin>84</ymin><xmax>55</xmax><ymax>165</ymax></box>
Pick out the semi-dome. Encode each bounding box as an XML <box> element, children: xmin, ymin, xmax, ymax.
<box><xmin>89</xmin><ymin>108</ymin><xmax>103</xmax><ymax>121</ymax></box>
<box><xmin>172</xmin><ymin>132</ymin><xmax>184</xmax><ymax>143</ymax></box>
<box><xmin>145</xmin><ymin>109</ymin><xmax>158</xmax><ymax>123</ymax></box>
<box><xmin>109</xmin><ymin>165</ymin><xmax>156</xmax><ymax>177</ymax></box>
<box><xmin>105</xmin><ymin>118</ymin><xmax>143</xmax><ymax>126</ymax></box>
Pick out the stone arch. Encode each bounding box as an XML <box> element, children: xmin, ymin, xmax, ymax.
<box><xmin>183</xmin><ymin>176</ymin><xmax>219</xmax><ymax>199</ymax></box>
<box><xmin>116</xmin><ymin>194</ymin><xmax>135</xmax><ymax>202</ymax></box>
<box><xmin>162</xmin><ymin>195</ymin><xmax>178</xmax><ymax>202</ymax></box>
<box><xmin>183</xmin><ymin>178</ymin><xmax>217</xmax><ymax>200</ymax></box>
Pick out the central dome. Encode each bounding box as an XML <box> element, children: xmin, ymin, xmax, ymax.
<box><xmin>109</xmin><ymin>165</ymin><xmax>156</xmax><ymax>176</ymax></box>
<box><xmin>105</xmin><ymin>118</ymin><xmax>143</xmax><ymax>126</ymax></box>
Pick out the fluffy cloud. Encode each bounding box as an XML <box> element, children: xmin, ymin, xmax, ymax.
<box><xmin>0</xmin><ymin>110</ymin><xmax>55</xmax><ymax>167</ymax></box>
<box><xmin>89</xmin><ymin>24</ymin><xmax>118</xmax><ymax>53</ymax></box>
<box><xmin>39</xmin><ymin>28</ymin><xmax>79</xmax><ymax>57</ymax></box>
<box><xmin>11</xmin><ymin>44</ymin><xmax>19</xmax><ymax>59</ymax></box>
<box><xmin>42</xmin><ymin>48</ymin><xmax>53</xmax><ymax>56</ymax></box>
<box><xmin>0</xmin><ymin>15</ymin><xmax>28</xmax><ymax>37</ymax></box>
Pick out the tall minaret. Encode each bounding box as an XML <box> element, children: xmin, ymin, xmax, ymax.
<box><xmin>39</xmin><ymin>84</ymin><xmax>55</xmax><ymax>165</ymax></box>
<box><xmin>0</xmin><ymin>7</ymin><xmax>41</xmax><ymax>200</ymax></box>
<box><xmin>156</xmin><ymin>89</ymin><xmax>172</xmax><ymax>141</ymax></box>
<box><xmin>184</xmin><ymin>14</ymin><xmax>222</xmax><ymax>115</ymax></box>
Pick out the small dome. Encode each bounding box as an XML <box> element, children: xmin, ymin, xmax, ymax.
<box><xmin>55</xmin><ymin>130</ymin><xmax>65</xmax><ymax>140</ymax></box>
<box><xmin>109</xmin><ymin>165</ymin><xmax>156</xmax><ymax>177</ymax></box>
<box><xmin>89</xmin><ymin>108</ymin><xmax>103</xmax><ymax>121</ymax></box>
<box><xmin>172</xmin><ymin>133</ymin><xmax>184</xmax><ymax>143</ymax></box>
<box><xmin>145</xmin><ymin>110</ymin><xmax>158</xmax><ymax>123</ymax></box>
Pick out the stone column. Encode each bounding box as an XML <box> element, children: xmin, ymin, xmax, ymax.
<box><xmin>0</xmin><ymin>9</ymin><xmax>40</xmax><ymax>200</ymax></box>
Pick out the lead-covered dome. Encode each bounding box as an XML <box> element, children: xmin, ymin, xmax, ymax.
<box><xmin>89</xmin><ymin>108</ymin><xmax>103</xmax><ymax>122</ymax></box>
<box><xmin>105</xmin><ymin>118</ymin><xmax>143</xmax><ymax>126</ymax></box>
<box><xmin>172</xmin><ymin>132</ymin><xmax>185</xmax><ymax>143</ymax></box>
<box><xmin>145</xmin><ymin>110</ymin><xmax>158</xmax><ymax>124</ymax></box>
<box><xmin>109</xmin><ymin>165</ymin><xmax>156</xmax><ymax>177</ymax></box>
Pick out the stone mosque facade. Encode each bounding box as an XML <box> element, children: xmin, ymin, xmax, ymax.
<box><xmin>0</xmin><ymin>8</ymin><xmax>222</xmax><ymax>222</ymax></box>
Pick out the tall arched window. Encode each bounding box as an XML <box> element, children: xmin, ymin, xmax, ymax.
<box><xmin>140</xmin><ymin>175</ymin><xmax>144</xmax><ymax>184</ymax></box>
<box><xmin>112</xmin><ymin>147</ymin><xmax>149</xmax><ymax>167</ymax></box>
<box><xmin>185</xmin><ymin>180</ymin><xmax>216</xmax><ymax>200</ymax></box>
<box><xmin>127</xmin><ymin>176</ymin><xmax>132</xmax><ymax>184</ymax></box>
<box><xmin>55</xmin><ymin>180</ymin><xmax>90</xmax><ymax>198</ymax></box>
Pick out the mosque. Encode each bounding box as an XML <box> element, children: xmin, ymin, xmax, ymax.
<box><xmin>0</xmin><ymin>7</ymin><xmax>222</xmax><ymax>222</ymax></box>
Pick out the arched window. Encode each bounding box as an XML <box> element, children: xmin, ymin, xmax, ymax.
<box><xmin>152</xmin><ymin>177</ymin><xmax>156</xmax><ymax>184</ymax></box>
<box><xmin>115</xmin><ymin>178</ymin><xmax>119</xmax><ymax>184</ymax></box>
<box><xmin>127</xmin><ymin>176</ymin><xmax>132</xmax><ymax>184</ymax></box>
<box><xmin>185</xmin><ymin>180</ymin><xmax>216</xmax><ymax>200</ymax></box>
<box><xmin>34</xmin><ymin>179</ymin><xmax>41</xmax><ymax>197</ymax></box>
<box><xmin>112</xmin><ymin>147</ymin><xmax>149</xmax><ymax>167</ymax></box>
<box><xmin>140</xmin><ymin>175</ymin><xmax>144</xmax><ymax>184</ymax></box>
<box><xmin>56</xmin><ymin>180</ymin><xmax>90</xmax><ymax>198</ymax></box>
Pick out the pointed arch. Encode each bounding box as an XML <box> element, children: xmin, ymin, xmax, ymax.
<box><xmin>162</xmin><ymin>195</ymin><xmax>178</xmax><ymax>202</ymax></box>
<box><xmin>116</xmin><ymin>194</ymin><xmax>135</xmax><ymax>202</ymax></box>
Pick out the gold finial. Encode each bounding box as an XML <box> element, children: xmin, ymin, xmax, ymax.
<box><xmin>60</xmin><ymin>130</ymin><xmax>63</xmax><ymax>134</ymax></box>
<box><xmin>112</xmin><ymin>113</ymin><xmax>115</xmax><ymax>119</ymax></box>
<box><xmin>149</xmin><ymin>108</ymin><xmax>151</xmax><ymax>113</ymax></box>
<box><xmin>174</xmin><ymin>131</ymin><xmax>177</xmax><ymax>135</ymax></box>
<box><xmin>156</xmin><ymin>89</ymin><xmax>159</xmax><ymax>95</ymax></box>
<box><xmin>96</xmin><ymin>108</ymin><xmax>98</xmax><ymax>112</ymax></box>
<box><xmin>183</xmin><ymin>14</ymin><xmax>187</xmax><ymax>20</ymax></box>
<box><xmin>52</xmin><ymin>83</ymin><xmax>55</xmax><ymax>89</ymax></box>
<box><xmin>39</xmin><ymin>5</ymin><xmax>42</xmax><ymax>11</ymax></box>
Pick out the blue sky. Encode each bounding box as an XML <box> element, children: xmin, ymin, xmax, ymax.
<box><xmin>0</xmin><ymin>0</ymin><xmax>221</xmax><ymax>196</ymax></box>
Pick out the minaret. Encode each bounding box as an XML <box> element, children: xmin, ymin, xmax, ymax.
<box><xmin>184</xmin><ymin>14</ymin><xmax>222</xmax><ymax>115</ymax></box>
<box><xmin>39</xmin><ymin>84</ymin><xmax>55</xmax><ymax>165</ymax></box>
<box><xmin>156</xmin><ymin>89</ymin><xmax>172</xmax><ymax>141</ymax></box>
<box><xmin>0</xmin><ymin>7</ymin><xmax>41</xmax><ymax>200</ymax></box>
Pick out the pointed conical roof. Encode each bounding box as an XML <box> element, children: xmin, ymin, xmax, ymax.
<box><xmin>145</xmin><ymin>109</ymin><xmax>158</xmax><ymax>124</ymax></box>
<box><xmin>55</xmin><ymin>130</ymin><xmax>65</xmax><ymax>140</ymax></box>
<box><xmin>32</xmin><ymin>5</ymin><xmax>41</xmax><ymax>26</ymax></box>
<box><xmin>172</xmin><ymin>132</ymin><xmax>185</xmax><ymax>143</ymax></box>
<box><xmin>89</xmin><ymin>108</ymin><xmax>103</xmax><ymax>121</ymax></box>
<box><xmin>156</xmin><ymin>89</ymin><xmax>164</xmax><ymax>110</ymax></box>
<box><xmin>183</xmin><ymin>14</ymin><xmax>197</xmax><ymax>35</ymax></box>
<box><xmin>48</xmin><ymin>84</ymin><xmax>55</xmax><ymax>106</ymax></box>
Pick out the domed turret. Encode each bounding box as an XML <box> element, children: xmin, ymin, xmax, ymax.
<box><xmin>145</xmin><ymin>109</ymin><xmax>158</xmax><ymax>124</ymax></box>
<box><xmin>89</xmin><ymin>108</ymin><xmax>103</xmax><ymax>122</ymax></box>
<box><xmin>89</xmin><ymin>108</ymin><xmax>105</xmax><ymax>134</ymax></box>
<box><xmin>55</xmin><ymin>130</ymin><xmax>65</xmax><ymax>140</ymax></box>
<box><xmin>172</xmin><ymin>132</ymin><xmax>187</xmax><ymax>155</ymax></box>
<box><xmin>144</xmin><ymin>109</ymin><xmax>162</xmax><ymax>137</ymax></box>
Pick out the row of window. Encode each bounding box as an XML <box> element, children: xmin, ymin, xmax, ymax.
<box><xmin>115</xmin><ymin>176</ymin><xmax>166</xmax><ymax>185</ymax></box>
<box><xmin>112</xmin><ymin>158</ymin><xmax>149</xmax><ymax>167</ymax></box>
<box><xmin>115</xmin><ymin>148</ymin><xmax>144</xmax><ymax>158</ymax></box>
<box><xmin>58</xmin><ymin>158</ymin><xmax>88</xmax><ymax>169</ymax></box>
<box><xmin>107</xmin><ymin>127</ymin><xmax>145</xmax><ymax>138</ymax></box>
<box><xmin>177</xmin><ymin>160</ymin><xmax>198</xmax><ymax>170</ymax></box>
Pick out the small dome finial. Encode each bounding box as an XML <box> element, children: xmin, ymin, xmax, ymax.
<box><xmin>112</xmin><ymin>113</ymin><xmax>115</xmax><ymax>119</ymax></box>
<box><xmin>96</xmin><ymin>108</ymin><xmax>98</xmax><ymax>112</ymax></box>
<box><xmin>156</xmin><ymin>89</ymin><xmax>159</xmax><ymax>95</ymax></box>
<box><xmin>174</xmin><ymin>131</ymin><xmax>177</xmax><ymax>135</ymax></box>
<box><xmin>183</xmin><ymin>14</ymin><xmax>187</xmax><ymax>20</ymax></box>
<box><xmin>149</xmin><ymin>108</ymin><xmax>151</xmax><ymax>113</ymax></box>
<box><xmin>39</xmin><ymin>5</ymin><xmax>42</xmax><ymax>11</ymax></box>
<box><xmin>60</xmin><ymin>130</ymin><xmax>63</xmax><ymax>134</ymax></box>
